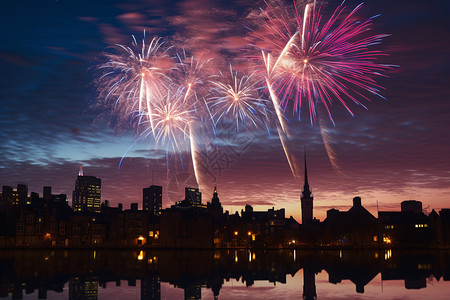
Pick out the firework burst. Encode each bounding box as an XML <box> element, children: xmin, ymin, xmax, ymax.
<box><xmin>207</xmin><ymin>65</ymin><xmax>270</xmax><ymax>130</ymax></box>
<box><xmin>253</xmin><ymin>0</ymin><xmax>394</xmax><ymax>124</ymax></box>
<box><xmin>174</xmin><ymin>50</ymin><xmax>213</xmax><ymax>103</ymax></box>
<box><xmin>97</xmin><ymin>33</ymin><xmax>174</xmax><ymax>131</ymax></box>
<box><xmin>141</xmin><ymin>90</ymin><xmax>195</xmax><ymax>153</ymax></box>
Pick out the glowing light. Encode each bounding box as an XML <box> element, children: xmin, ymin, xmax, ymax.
<box><xmin>255</xmin><ymin>1</ymin><xmax>394</xmax><ymax>123</ymax></box>
<box><xmin>384</xmin><ymin>249</ymin><xmax>392</xmax><ymax>260</ymax></box>
<box><xmin>138</xmin><ymin>250</ymin><xmax>144</xmax><ymax>261</ymax></box>
<box><xmin>97</xmin><ymin>33</ymin><xmax>172</xmax><ymax>135</ymax></box>
<box><xmin>207</xmin><ymin>65</ymin><xmax>269</xmax><ymax>130</ymax></box>
<box><xmin>234</xmin><ymin>231</ymin><xmax>238</xmax><ymax>236</ymax></box>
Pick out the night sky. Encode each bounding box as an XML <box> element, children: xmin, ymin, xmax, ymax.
<box><xmin>1</xmin><ymin>0</ymin><xmax>449</xmax><ymax>222</ymax></box>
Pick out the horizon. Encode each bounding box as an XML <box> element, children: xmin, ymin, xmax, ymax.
<box><xmin>1</xmin><ymin>0</ymin><xmax>449</xmax><ymax>223</ymax></box>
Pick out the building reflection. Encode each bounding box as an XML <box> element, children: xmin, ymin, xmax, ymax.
<box><xmin>141</xmin><ymin>275</ymin><xmax>160</xmax><ymax>300</ymax></box>
<box><xmin>0</xmin><ymin>250</ymin><xmax>449</xmax><ymax>299</ymax></box>
<box><xmin>69</xmin><ymin>276</ymin><xmax>98</xmax><ymax>300</ymax></box>
<box><xmin>303</xmin><ymin>268</ymin><xmax>317</xmax><ymax>300</ymax></box>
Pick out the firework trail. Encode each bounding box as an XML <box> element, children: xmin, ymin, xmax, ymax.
<box><xmin>317</xmin><ymin>107</ymin><xmax>343</xmax><ymax>174</ymax></box>
<box><xmin>207</xmin><ymin>65</ymin><xmax>270</xmax><ymax>131</ymax></box>
<box><xmin>97</xmin><ymin>33</ymin><xmax>174</xmax><ymax>133</ymax></box>
<box><xmin>173</xmin><ymin>51</ymin><xmax>217</xmax><ymax>189</ymax></box>
<box><xmin>251</xmin><ymin>0</ymin><xmax>393</xmax><ymax>178</ymax></box>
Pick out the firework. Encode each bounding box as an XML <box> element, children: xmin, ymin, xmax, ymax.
<box><xmin>249</xmin><ymin>0</ymin><xmax>394</xmax><ymax>178</ymax></box>
<box><xmin>207</xmin><ymin>65</ymin><xmax>270</xmax><ymax>130</ymax></box>
<box><xmin>97</xmin><ymin>33</ymin><xmax>174</xmax><ymax>132</ymax></box>
<box><xmin>174</xmin><ymin>50</ymin><xmax>213</xmax><ymax>103</ymax></box>
<box><xmin>254</xmin><ymin>0</ymin><xmax>393</xmax><ymax>124</ymax></box>
<box><xmin>141</xmin><ymin>90</ymin><xmax>195</xmax><ymax>152</ymax></box>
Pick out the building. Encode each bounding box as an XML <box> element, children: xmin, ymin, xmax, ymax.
<box><xmin>69</xmin><ymin>276</ymin><xmax>98</xmax><ymax>300</ymax></box>
<box><xmin>185</xmin><ymin>187</ymin><xmax>202</xmax><ymax>207</ymax></box>
<box><xmin>379</xmin><ymin>200</ymin><xmax>432</xmax><ymax>247</ymax></box>
<box><xmin>323</xmin><ymin>197</ymin><xmax>378</xmax><ymax>247</ymax></box>
<box><xmin>207</xmin><ymin>184</ymin><xmax>223</xmax><ymax>221</ymax></box>
<box><xmin>143</xmin><ymin>185</ymin><xmax>162</xmax><ymax>216</ymax></box>
<box><xmin>301</xmin><ymin>154</ymin><xmax>314</xmax><ymax>225</ymax></box>
<box><xmin>72</xmin><ymin>169</ymin><xmax>101</xmax><ymax>213</ymax></box>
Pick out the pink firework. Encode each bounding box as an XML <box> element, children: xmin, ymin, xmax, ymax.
<box><xmin>252</xmin><ymin>0</ymin><xmax>394</xmax><ymax>124</ymax></box>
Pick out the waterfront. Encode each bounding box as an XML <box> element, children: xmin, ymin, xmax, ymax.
<box><xmin>0</xmin><ymin>249</ymin><xmax>449</xmax><ymax>299</ymax></box>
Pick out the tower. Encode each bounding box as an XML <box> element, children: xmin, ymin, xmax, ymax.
<box><xmin>143</xmin><ymin>185</ymin><xmax>162</xmax><ymax>216</ymax></box>
<box><xmin>207</xmin><ymin>184</ymin><xmax>223</xmax><ymax>220</ymax></box>
<box><xmin>185</xmin><ymin>187</ymin><xmax>202</xmax><ymax>207</ymax></box>
<box><xmin>301</xmin><ymin>153</ymin><xmax>313</xmax><ymax>224</ymax></box>
<box><xmin>72</xmin><ymin>170</ymin><xmax>101</xmax><ymax>213</ymax></box>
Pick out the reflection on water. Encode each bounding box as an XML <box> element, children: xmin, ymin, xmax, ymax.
<box><xmin>0</xmin><ymin>249</ymin><xmax>449</xmax><ymax>299</ymax></box>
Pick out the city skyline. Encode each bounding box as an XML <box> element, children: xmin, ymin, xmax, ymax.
<box><xmin>1</xmin><ymin>0</ymin><xmax>449</xmax><ymax>222</ymax></box>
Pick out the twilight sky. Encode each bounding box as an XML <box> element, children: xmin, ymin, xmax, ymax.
<box><xmin>1</xmin><ymin>0</ymin><xmax>449</xmax><ymax>222</ymax></box>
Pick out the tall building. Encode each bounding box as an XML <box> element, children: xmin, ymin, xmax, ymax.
<box><xmin>143</xmin><ymin>185</ymin><xmax>162</xmax><ymax>216</ymax></box>
<box><xmin>301</xmin><ymin>154</ymin><xmax>314</xmax><ymax>224</ymax></box>
<box><xmin>17</xmin><ymin>184</ymin><xmax>28</xmax><ymax>205</ymax></box>
<box><xmin>72</xmin><ymin>171</ymin><xmax>101</xmax><ymax>213</ymax></box>
<box><xmin>43</xmin><ymin>186</ymin><xmax>52</xmax><ymax>201</ymax></box>
<box><xmin>69</xmin><ymin>276</ymin><xmax>98</xmax><ymax>300</ymax></box>
<box><xmin>1</xmin><ymin>186</ymin><xmax>13</xmax><ymax>207</ymax></box>
<box><xmin>141</xmin><ymin>276</ymin><xmax>161</xmax><ymax>300</ymax></box>
<box><xmin>185</xmin><ymin>187</ymin><xmax>201</xmax><ymax>207</ymax></box>
<box><xmin>207</xmin><ymin>184</ymin><xmax>223</xmax><ymax>220</ymax></box>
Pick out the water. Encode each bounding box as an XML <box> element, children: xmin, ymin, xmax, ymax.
<box><xmin>0</xmin><ymin>249</ymin><xmax>449</xmax><ymax>299</ymax></box>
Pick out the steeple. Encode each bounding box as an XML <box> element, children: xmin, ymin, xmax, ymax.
<box><xmin>302</xmin><ymin>153</ymin><xmax>312</xmax><ymax>199</ymax></box>
<box><xmin>301</xmin><ymin>151</ymin><xmax>314</xmax><ymax>224</ymax></box>
<box><xmin>208</xmin><ymin>183</ymin><xmax>223</xmax><ymax>220</ymax></box>
<box><xmin>212</xmin><ymin>183</ymin><xmax>219</xmax><ymax>204</ymax></box>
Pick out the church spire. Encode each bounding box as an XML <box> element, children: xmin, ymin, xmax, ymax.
<box><xmin>301</xmin><ymin>150</ymin><xmax>314</xmax><ymax>224</ymax></box>
<box><xmin>302</xmin><ymin>152</ymin><xmax>312</xmax><ymax>198</ymax></box>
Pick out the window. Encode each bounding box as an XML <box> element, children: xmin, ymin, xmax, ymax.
<box><xmin>415</xmin><ymin>224</ymin><xmax>428</xmax><ymax>228</ymax></box>
<box><xmin>59</xmin><ymin>228</ymin><xmax>65</xmax><ymax>236</ymax></box>
<box><xmin>16</xmin><ymin>223</ymin><xmax>24</xmax><ymax>233</ymax></box>
<box><xmin>73</xmin><ymin>227</ymin><xmax>80</xmax><ymax>236</ymax></box>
